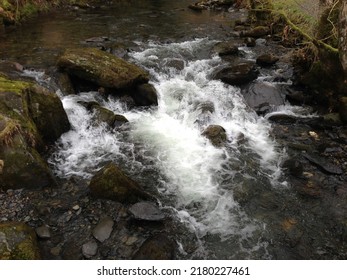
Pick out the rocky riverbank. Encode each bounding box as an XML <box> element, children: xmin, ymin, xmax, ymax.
<box><xmin>1</xmin><ymin>0</ymin><xmax>346</xmax><ymax>259</ymax></box>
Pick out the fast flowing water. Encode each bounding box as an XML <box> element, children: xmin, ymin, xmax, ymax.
<box><xmin>1</xmin><ymin>0</ymin><xmax>316</xmax><ymax>259</ymax></box>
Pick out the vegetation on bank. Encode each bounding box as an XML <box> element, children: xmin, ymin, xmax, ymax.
<box><xmin>0</xmin><ymin>0</ymin><xmax>91</xmax><ymax>25</ymax></box>
<box><xmin>244</xmin><ymin>0</ymin><xmax>346</xmax><ymax>112</ymax></box>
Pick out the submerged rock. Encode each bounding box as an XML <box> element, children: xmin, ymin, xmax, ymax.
<box><xmin>213</xmin><ymin>63</ymin><xmax>259</xmax><ymax>86</ymax></box>
<box><xmin>132</xmin><ymin>234</ymin><xmax>175</xmax><ymax>260</ymax></box>
<box><xmin>202</xmin><ymin>125</ymin><xmax>227</xmax><ymax>147</ymax></box>
<box><xmin>57</xmin><ymin>47</ymin><xmax>149</xmax><ymax>90</ymax></box>
<box><xmin>0</xmin><ymin>222</ymin><xmax>40</xmax><ymax>260</ymax></box>
<box><xmin>129</xmin><ymin>202</ymin><xmax>165</xmax><ymax>221</ymax></box>
<box><xmin>88</xmin><ymin>163</ymin><xmax>151</xmax><ymax>203</ymax></box>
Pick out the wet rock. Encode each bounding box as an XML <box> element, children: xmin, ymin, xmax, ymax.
<box><xmin>303</xmin><ymin>153</ymin><xmax>343</xmax><ymax>175</ymax></box>
<box><xmin>132</xmin><ymin>234</ymin><xmax>175</xmax><ymax>260</ymax></box>
<box><xmin>339</xmin><ymin>97</ymin><xmax>347</xmax><ymax>124</ymax></box>
<box><xmin>112</xmin><ymin>114</ymin><xmax>129</xmax><ymax>129</ymax></box>
<box><xmin>244</xmin><ymin>37</ymin><xmax>256</xmax><ymax>47</ymax></box>
<box><xmin>213</xmin><ymin>41</ymin><xmax>239</xmax><ymax>56</ymax></box>
<box><xmin>0</xmin><ymin>131</ymin><xmax>55</xmax><ymax>190</ymax></box>
<box><xmin>54</xmin><ymin>72</ymin><xmax>75</xmax><ymax>96</ymax></box>
<box><xmin>0</xmin><ymin>222</ymin><xmax>40</xmax><ymax>259</ymax></box>
<box><xmin>82</xmin><ymin>240</ymin><xmax>98</xmax><ymax>258</ymax></box>
<box><xmin>28</xmin><ymin>84</ymin><xmax>70</xmax><ymax>144</ymax></box>
<box><xmin>202</xmin><ymin>125</ymin><xmax>227</xmax><ymax>147</ymax></box>
<box><xmin>256</xmin><ymin>54</ymin><xmax>279</xmax><ymax>67</ymax></box>
<box><xmin>267</xmin><ymin>114</ymin><xmax>298</xmax><ymax>124</ymax></box>
<box><xmin>213</xmin><ymin>63</ymin><xmax>259</xmax><ymax>86</ymax></box>
<box><xmin>92</xmin><ymin>216</ymin><xmax>114</xmax><ymax>242</ymax></box>
<box><xmin>242</xmin><ymin>82</ymin><xmax>285</xmax><ymax>114</ymax></box>
<box><xmin>88</xmin><ymin>163</ymin><xmax>152</xmax><ymax>203</ymax></box>
<box><xmin>164</xmin><ymin>59</ymin><xmax>185</xmax><ymax>70</ymax></box>
<box><xmin>57</xmin><ymin>48</ymin><xmax>149</xmax><ymax>91</ymax></box>
<box><xmin>129</xmin><ymin>202</ymin><xmax>165</xmax><ymax>221</ymax></box>
<box><xmin>131</xmin><ymin>83</ymin><xmax>158</xmax><ymax>106</ymax></box>
<box><xmin>35</xmin><ymin>225</ymin><xmax>51</xmax><ymax>239</ymax></box>
<box><xmin>241</xmin><ymin>26</ymin><xmax>270</xmax><ymax>38</ymax></box>
<box><xmin>0</xmin><ymin>74</ymin><xmax>70</xmax><ymax>190</ymax></box>
<box><xmin>91</xmin><ymin>104</ymin><xmax>119</xmax><ymax>127</ymax></box>
<box><xmin>282</xmin><ymin>158</ymin><xmax>303</xmax><ymax>177</ymax></box>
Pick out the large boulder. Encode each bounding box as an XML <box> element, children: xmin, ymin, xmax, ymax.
<box><xmin>0</xmin><ymin>222</ymin><xmax>41</xmax><ymax>260</ymax></box>
<box><xmin>88</xmin><ymin>163</ymin><xmax>152</xmax><ymax>203</ymax></box>
<box><xmin>0</xmin><ymin>74</ymin><xmax>69</xmax><ymax>190</ymax></box>
<box><xmin>213</xmin><ymin>41</ymin><xmax>239</xmax><ymax>56</ymax></box>
<box><xmin>213</xmin><ymin>63</ymin><xmax>259</xmax><ymax>86</ymax></box>
<box><xmin>28</xmin><ymin>84</ymin><xmax>70</xmax><ymax>144</ymax></box>
<box><xmin>57</xmin><ymin>48</ymin><xmax>149</xmax><ymax>90</ymax></box>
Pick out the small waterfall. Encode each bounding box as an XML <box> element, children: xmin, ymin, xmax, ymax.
<box><xmin>48</xmin><ymin>38</ymin><xmax>289</xmax><ymax>257</ymax></box>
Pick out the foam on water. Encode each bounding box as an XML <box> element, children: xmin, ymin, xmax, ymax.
<box><xmin>49</xmin><ymin>39</ymin><xmax>286</xmax><ymax>248</ymax></box>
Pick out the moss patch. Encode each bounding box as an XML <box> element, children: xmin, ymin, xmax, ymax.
<box><xmin>0</xmin><ymin>222</ymin><xmax>40</xmax><ymax>260</ymax></box>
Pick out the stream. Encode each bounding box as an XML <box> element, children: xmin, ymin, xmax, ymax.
<box><xmin>1</xmin><ymin>0</ymin><xmax>346</xmax><ymax>260</ymax></box>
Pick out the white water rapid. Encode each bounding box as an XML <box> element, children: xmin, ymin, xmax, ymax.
<box><xmin>48</xmin><ymin>38</ymin><xmax>289</xmax><ymax>257</ymax></box>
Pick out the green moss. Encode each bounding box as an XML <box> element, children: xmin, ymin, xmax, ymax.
<box><xmin>0</xmin><ymin>222</ymin><xmax>40</xmax><ymax>260</ymax></box>
<box><xmin>0</xmin><ymin>75</ymin><xmax>31</xmax><ymax>94</ymax></box>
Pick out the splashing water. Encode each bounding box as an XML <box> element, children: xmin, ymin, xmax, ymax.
<box><xmin>49</xmin><ymin>39</ymin><xmax>286</xmax><ymax>256</ymax></box>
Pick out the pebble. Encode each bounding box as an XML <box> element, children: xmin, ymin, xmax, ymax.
<box><xmin>72</xmin><ymin>205</ymin><xmax>80</xmax><ymax>211</ymax></box>
<box><xmin>35</xmin><ymin>225</ymin><xmax>51</xmax><ymax>239</ymax></box>
<box><xmin>50</xmin><ymin>246</ymin><xmax>61</xmax><ymax>256</ymax></box>
<box><xmin>92</xmin><ymin>216</ymin><xmax>114</xmax><ymax>242</ymax></box>
<box><xmin>82</xmin><ymin>241</ymin><xmax>98</xmax><ymax>258</ymax></box>
<box><xmin>125</xmin><ymin>236</ymin><xmax>138</xmax><ymax>246</ymax></box>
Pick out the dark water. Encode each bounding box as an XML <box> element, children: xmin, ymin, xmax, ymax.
<box><xmin>0</xmin><ymin>0</ymin><xmax>242</xmax><ymax>67</ymax></box>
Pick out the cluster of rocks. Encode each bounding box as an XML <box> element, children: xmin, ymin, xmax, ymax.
<box><xmin>0</xmin><ymin>46</ymin><xmax>173</xmax><ymax>259</ymax></box>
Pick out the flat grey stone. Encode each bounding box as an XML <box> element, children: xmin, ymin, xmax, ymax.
<box><xmin>35</xmin><ymin>225</ymin><xmax>51</xmax><ymax>239</ymax></box>
<box><xmin>129</xmin><ymin>202</ymin><xmax>165</xmax><ymax>221</ymax></box>
<box><xmin>92</xmin><ymin>216</ymin><xmax>114</xmax><ymax>242</ymax></box>
<box><xmin>82</xmin><ymin>241</ymin><xmax>98</xmax><ymax>258</ymax></box>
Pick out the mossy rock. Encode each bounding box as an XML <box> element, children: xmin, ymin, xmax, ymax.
<box><xmin>0</xmin><ymin>132</ymin><xmax>55</xmax><ymax>189</ymax></box>
<box><xmin>57</xmin><ymin>48</ymin><xmax>149</xmax><ymax>90</ymax></box>
<box><xmin>28</xmin><ymin>84</ymin><xmax>70</xmax><ymax>144</ymax></box>
<box><xmin>88</xmin><ymin>163</ymin><xmax>152</xmax><ymax>203</ymax></box>
<box><xmin>0</xmin><ymin>75</ymin><xmax>68</xmax><ymax>190</ymax></box>
<box><xmin>0</xmin><ymin>74</ymin><xmax>70</xmax><ymax>146</ymax></box>
<box><xmin>202</xmin><ymin>125</ymin><xmax>227</xmax><ymax>147</ymax></box>
<box><xmin>0</xmin><ymin>222</ymin><xmax>41</xmax><ymax>260</ymax></box>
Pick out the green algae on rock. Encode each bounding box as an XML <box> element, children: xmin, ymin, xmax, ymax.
<box><xmin>88</xmin><ymin>163</ymin><xmax>152</xmax><ymax>203</ymax></box>
<box><xmin>57</xmin><ymin>48</ymin><xmax>149</xmax><ymax>90</ymax></box>
<box><xmin>0</xmin><ymin>74</ymin><xmax>70</xmax><ymax>190</ymax></box>
<box><xmin>0</xmin><ymin>222</ymin><xmax>40</xmax><ymax>260</ymax></box>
